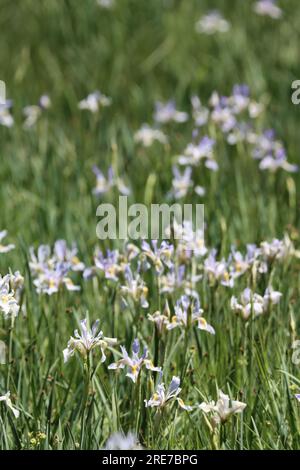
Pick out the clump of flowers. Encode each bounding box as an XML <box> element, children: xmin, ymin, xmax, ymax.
<box><xmin>178</xmin><ymin>135</ymin><xmax>217</xmax><ymax>171</ymax></box>
<box><xmin>108</xmin><ymin>338</ymin><xmax>161</xmax><ymax>383</ymax></box>
<box><xmin>29</xmin><ymin>240</ymin><xmax>84</xmax><ymax>295</ymax></box>
<box><xmin>145</xmin><ymin>376</ymin><xmax>192</xmax><ymax>411</ymax></box>
<box><xmin>154</xmin><ymin>100</ymin><xmax>188</xmax><ymax>124</ymax></box>
<box><xmin>63</xmin><ymin>318</ymin><xmax>117</xmax><ymax>363</ymax></box>
<box><xmin>83</xmin><ymin>244</ymin><xmax>139</xmax><ymax>281</ymax></box>
<box><xmin>230</xmin><ymin>287</ymin><xmax>282</xmax><ymax>320</ymax></box>
<box><xmin>78</xmin><ymin>90</ymin><xmax>111</xmax><ymax>112</ymax></box>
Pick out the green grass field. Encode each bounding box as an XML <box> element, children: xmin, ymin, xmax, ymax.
<box><xmin>1</xmin><ymin>0</ymin><xmax>300</xmax><ymax>450</ymax></box>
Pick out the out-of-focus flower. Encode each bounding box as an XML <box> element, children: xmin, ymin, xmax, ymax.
<box><xmin>9</xmin><ymin>271</ymin><xmax>24</xmax><ymax>304</ymax></box>
<box><xmin>141</xmin><ymin>240</ymin><xmax>173</xmax><ymax>274</ymax></box>
<box><xmin>104</xmin><ymin>432</ymin><xmax>142</xmax><ymax>450</ymax></box>
<box><xmin>0</xmin><ymin>274</ymin><xmax>20</xmax><ymax>318</ymax></box>
<box><xmin>259</xmin><ymin>151</ymin><xmax>298</xmax><ymax>173</ymax></box>
<box><xmin>166</xmin><ymin>221</ymin><xmax>207</xmax><ymax>260</ymax></box>
<box><xmin>260</xmin><ymin>237</ymin><xmax>295</xmax><ymax>262</ymax></box>
<box><xmin>84</xmin><ymin>244</ymin><xmax>139</xmax><ymax>281</ymax></box>
<box><xmin>63</xmin><ymin>318</ymin><xmax>117</xmax><ymax>363</ymax></box>
<box><xmin>94</xmin><ymin>249</ymin><xmax>124</xmax><ymax>281</ymax></box>
<box><xmin>191</xmin><ymin>96</ymin><xmax>209</xmax><ymax>127</ymax></box>
<box><xmin>0</xmin><ymin>100</ymin><xmax>14</xmax><ymax>127</ymax></box>
<box><xmin>166</xmin><ymin>295</ymin><xmax>215</xmax><ymax>334</ymax></box>
<box><xmin>230</xmin><ymin>286</ymin><xmax>282</xmax><ymax>320</ymax></box>
<box><xmin>0</xmin><ymin>230</ymin><xmax>15</xmax><ymax>253</ymax></box>
<box><xmin>199</xmin><ymin>390</ymin><xmax>246</xmax><ymax>426</ymax></box>
<box><xmin>120</xmin><ymin>266</ymin><xmax>149</xmax><ymax>308</ymax></box>
<box><xmin>148</xmin><ymin>301</ymin><xmax>170</xmax><ymax>333</ymax></box>
<box><xmin>108</xmin><ymin>338</ymin><xmax>161</xmax><ymax>383</ymax></box>
<box><xmin>229</xmin><ymin>85</ymin><xmax>250</xmax><ymax>114</ymax></box>
<box><xmin>230</xmin><ymin>288</ymin><xmax>264</xmax><ymax>320</ymax></box>
<box><xmin>29</xmin><ymin>241</ymin><xmax>84</xmax><ymax>295</ymax></box>
<box><xmin>178</xmin><ymin>136</ymin><xmax>217</xmax><ymax>170</ymax></box>
<box><xmin>148</xmin><ymin>311</ymin><xmax>168</xmax><ymax>334</ymax></box>
<box><xmin>93</xmin><ymin>166</ymin><xmax>130</xmax><ymax>196</ymax></box>
<box><xmin>78</xmin><ymin>91</ymin><xmax>111</xmax><ymax>113</ymax></box>
<box><xmin>134</xmin><ymin>124</ymin><xmax>168</xmax><ymax>147</ymax></box>
<box><xmin>204</xmin><ymin>250</ymin><xmax>233</xmax><ymax>287</ymax></box>
<box><xmin>262</xmin><ymin>286</ymin><xmax>282</xmax><ymax>310</ymax></box>
<box><xmin>195</xmin><ymin>11</ymin><xmax>230</xmax><ymax>34</ymax></box>
<box><xmin>0</xmin><ymin>391</ymin><xmax>20</xmax><ymax>418</ymax></box>
<box><xmin>253</xmin><ymin>0</ymin><xmax>282</xmax><ymax>19</ymax></box>
<box><xmin>54</xmin><ymin>240</ymin><xmax>85</xmax><ymax>271</ymax></box>
<box><xmin>23</xmin><ymin>95</ymin><xmax>51</xmax><ymax>128</ymax></box>
<box><xmin>171</xmin><ymin>166</ymin><xmax>193</xmax><ymax>199</ymax></box>
<box><xmin>295</xmin><ymin>394</ymin><xmax>300</xmax><ymax>402</ymax></box>
<box><xmin>160</xmin><ymin>265</ymin><xmax>185</xmax><ymax>294</ymax></box>
<box><xmin>251</xmin><ymin>130</ymin><xmax>297</xmax><ymax>173</ymax></box>
<box><xmin>210</xmin><ymin>93</ymin><xmax>236</xmax><ymax>133</ymax></box>
<box><xmin>228</xmin><ymin>245</ymin><xmax>259</xmax><ymax>278</ymax></box>
<box><xmin>154</xmin><ymin>100</ymin><xmax>188</xmax><ymax>124</ymax></box>
<box><xmin>145</xmin><ymin>376</ymin><xmax>193</xmax><ymax>411</ymax></box>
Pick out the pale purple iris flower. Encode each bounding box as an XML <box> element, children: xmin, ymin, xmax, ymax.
<box><xmin>108</xmin><ymin>338</ymin><xmax>161</xmax><ymax>383</ymax></box>
<box><xmin>120</xmin><ymin>265</ymin><xmax>149</xmax><ymax>308</ymax></box>
<box><xmin>93</xmin><ymin>165</ymin><xmax>130</xmax><ymax>196</ymax></box>
<box><xmin>23</xmin><ymin>95</ymin><xmax>51</xmax><ymax>128</ymax></box>
<box><xmin>154</xmin><ymin>100</ymin><xmax>188</xmax><ymax>124</ymax></box>
<box><xmin>63</xmin><ymin>318</ymin><xmax>117</xmax><ymax>363</ymax></box>
<box><xmin>0</xmin><ymin>274</ymin><xmax>20</xmax><ymax>319</ymax></box>
<box><xmin>134</xmin><ymin>124</ymin><xmax>168</xmax><ymax>147</ymax></box>
<box><xmin>141</xmin><ymin>240</ymin><xmax>174</xmax><ymax>274</ymax></box>
<box><xmin>145</xmin><ymin>376</ymin><xmax>193</xmax><ymax>411</ymax></box>
<box><xmin>253</xmin><ymin>0</ymin><xmax>282</xmax><ymax>19</ymax></box>
<box><xmin>195</xmin><ymin>11</ymin><xmax>230</xmax><ymax>35</ymax></box>
<box><xmin>29</xmin><ymin>241</ymin><xmax>84</xmax><ymax>295</ymax></box>
<box><xmin>166</xmin><ymin>295</ymin><xmax>215</xmax><ymax>335</ymax></box>
<box><xmin>204</xmin><ymin>249</ymin><xmax>234</xmax><ymax>287</ymax></box>
<box><xmin>78</xmin><ymin>90</ymin><xmax>111</xmax><ymax>112</ymax></box>
<box><xmin>171</xmin><ymin>166</ymin><xmax>193</xmax><ymax>199</ymax></box>
<box><xmin>178</xmin><ymin>136</ymin><xmax>217</xmax><ymax>170</ymax></box>
<box><xmin>191</xmin><ymin>96</ymin><xmax>209</xmax><ymax>127</ymax></box>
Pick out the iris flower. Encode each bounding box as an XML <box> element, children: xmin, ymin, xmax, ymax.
<box><xmin>145</xmin><ymin>376</ymin><xmax>193</xmax><ymax>411</ymax></box>
<box><xmin>0</xmin><ymin>391</ymin><xmax>20</xmax><ymax>418</ymax></box>
<box><xmin>108</xmin><ymin>338</ymin><xmax>161</xmax><ymax>383</ymax></box>
<box><xmin>199</xmin><ymin>390</ymin><xmax>246</xmax><ymax>425</ymax></box>
<box><xmin>63</xmin><ymin>318</ymin><xmax>117</xmax><ymax>363</ymax></box>
<box><xmin>166</xmin><ymin>295</ymin><xmax>215</xmax><ymax>335</ymax></box>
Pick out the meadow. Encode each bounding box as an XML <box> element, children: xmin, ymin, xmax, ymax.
<box><xmin>1</xmin><ymin>0</ymin><xmax>300</xmax><ymax>450</ymax></box>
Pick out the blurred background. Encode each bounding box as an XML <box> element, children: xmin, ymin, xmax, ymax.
<box><xmin>0</xmin><ymin>0</ymin><xmax>299</xmax><ymax>265</ymax></box>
